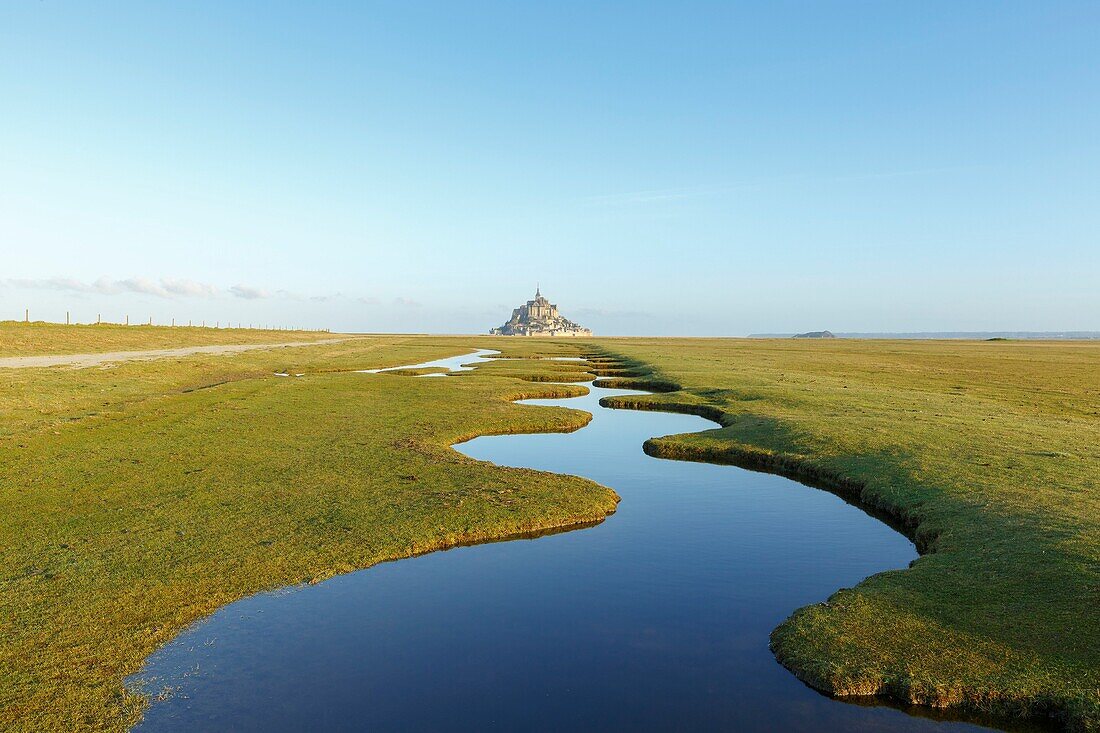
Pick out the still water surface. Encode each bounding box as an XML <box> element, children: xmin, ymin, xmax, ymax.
<box><xmin>357</xmin><ymin>348</ymin><xmax>499</xmax><ymax>375</ymax></box>
<box><xmin>131</xmin><ymin>354</ymin><xmax>1004</xmax><ymax>732</ymax></box>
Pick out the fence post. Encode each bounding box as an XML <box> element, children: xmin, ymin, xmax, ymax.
<box><xmin>25</xmin><ymin>308</ymin><xmax>29</xmax><ymax>323</ymax></box>
<box><xmin>126</xmin><ymin>315</ymin><xmax>129</xmax><ymax>326</ymax></box>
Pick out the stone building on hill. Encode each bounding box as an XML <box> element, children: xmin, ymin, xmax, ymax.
<box><xmin>490</xmin><ymin>286</ymin><xmax>592</xmax><ymax>337</ymax></box>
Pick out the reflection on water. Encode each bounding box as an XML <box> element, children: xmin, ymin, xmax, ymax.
<box><xmin>358</xmin><ymin>348</ymin><xmax>500</xmax><ymax>375</ymax></box>
<box><xmin>130</xmin><ymin>368</ymin><xmax>1010</xmax><ymax>732</ymax></box>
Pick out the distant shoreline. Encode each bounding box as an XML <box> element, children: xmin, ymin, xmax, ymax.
<box><xmin>747</xmin><ymin>331</ymin><xmax>1100</xmax><ymax>340</ymax></box>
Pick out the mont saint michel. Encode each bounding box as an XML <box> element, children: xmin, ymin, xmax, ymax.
<box><xmin>490</xmin><ymin>287</ymin><xmax>592</xmax><ymax>336</ymax></box>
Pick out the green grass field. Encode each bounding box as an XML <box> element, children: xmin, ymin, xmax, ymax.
<box><xmin>591</xmin><ymin>338</ymin><xmax>1099</xmax><ymax>732</ymax></box>
<box><xmin>3</xmin><ymin>323</ymin><xmax>1096</xmax><ymax>731</ymax></box>
<box><xmin>0</xmin><ymin>320</ymin><xmax>337</xmax><ymax>358</ymax></box>
<box><xmin>0</xmin><ymin>325</ymin><xmax>613</xmax><ymax>731</ymax></box>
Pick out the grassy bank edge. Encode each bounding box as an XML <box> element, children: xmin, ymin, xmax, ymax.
<box><xmin>583</xmin><ymin>348</ymin><xmax>1091</xmax><ymax>733</ymax></box>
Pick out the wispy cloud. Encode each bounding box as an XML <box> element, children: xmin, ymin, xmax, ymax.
<box><xmin>228</xmin><ymin>284</ymin><xmax>271</xmax><ymax>300</ymax></box>
<box><xmin>3</xmin><ymin>276</ymin><xmax>415</xmax><ymax>309</ymax></box>
<box><xmin>161</xmin><ymin>278</ymin><xmax>219</xmax><ymax>297</ymax></box>
<box><xmin>4</xmin><ymin>276</ymin><xmax>220</xmax><ymax>299</ymax></box>
<box><xmin>311</xmin><ymin>292</ymin><xmax>346</xmax><ymax>303</ymax></box>
<box><xmin>5</xmin><ymin>277</ymin><xmax>94</xmax><ymax>293</ymax></box>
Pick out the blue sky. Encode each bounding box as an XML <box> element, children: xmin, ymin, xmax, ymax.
<box><xmin>2</xmin><ymin>1</ymin><xmax>1097</xmax><ymax>335</ymax></box>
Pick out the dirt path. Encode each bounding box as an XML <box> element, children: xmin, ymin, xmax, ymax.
<box><xmin>0</xmin><ymin>339</ymin><xmax>349</xmax><ymax>369</ymax></box>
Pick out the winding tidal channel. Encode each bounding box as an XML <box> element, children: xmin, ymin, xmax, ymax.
<box><xmin>131</xmin><ymin>351</ymin><xmax>1008</xmax><ymax>732</ymax></box>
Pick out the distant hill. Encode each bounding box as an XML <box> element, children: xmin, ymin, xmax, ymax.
<box><xmin>749</xmin><ymin>331</ymin><xmax>1100</xmax><ymax>340</ymax></box>
<box><xmin>792</xmin><ymin>330</ymin><xmax>835</xmax><ymax>339</ymax></box>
